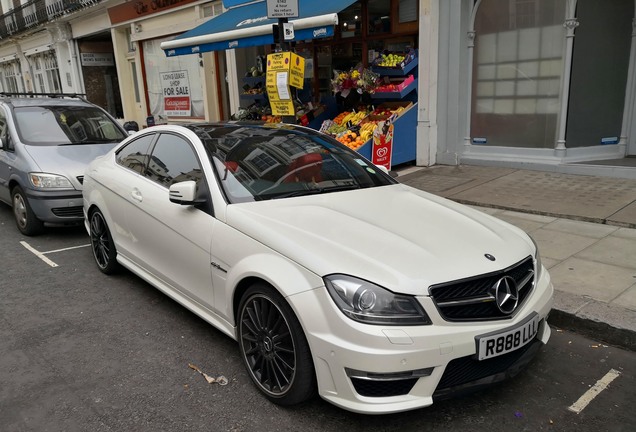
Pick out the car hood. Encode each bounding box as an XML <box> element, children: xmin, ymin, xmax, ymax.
<box><xmin>25</xmin><ymin>143</ymin><xmax>118</xmax><ymax>189</ymax></box>
<box><xmin>225</xmin><ymin>184</ymin><xmax>534</xmax><ymax>296</ymax></box>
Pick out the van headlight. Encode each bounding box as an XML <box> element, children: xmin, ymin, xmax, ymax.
<box><xmin>324</xmin><ymin>274</ymin><xmax>431</xmax><ymax>325</ymax></box>
<box><xmin>30</xmin><ymin>173</ymin><xmax>74</xmax><ymax>189</ymax></box>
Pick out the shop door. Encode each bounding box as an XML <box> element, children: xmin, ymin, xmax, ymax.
<box><xmin>565</xmin><ymin>0</ymin><xmax>633</xmax><ymax>149</ymax></box>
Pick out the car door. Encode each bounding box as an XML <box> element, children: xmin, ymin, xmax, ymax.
<box><xmin>124</xmin><ymin>132</ymin><xmax>217</xmax><ymax>308</ymax></box>
<box><xmin>0</xmin><ymin>107</ymin><xmax>14</xmax><ymax>203</ymax></box>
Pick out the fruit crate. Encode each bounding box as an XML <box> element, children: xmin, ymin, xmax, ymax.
<box><xmin>371</xmin><ymin>49</ymin><xmax>418</xmax><ymax>76</ymax></box>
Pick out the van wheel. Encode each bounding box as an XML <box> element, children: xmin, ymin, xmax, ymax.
<box><xmin>12</xmin><ymin>186</ymin><xmax>44</xmax><ymax>236</ymax></box>
<box><xmin>238</xmin><ymin>283</ymin><xmax>316</xmax><ymax>405</ymax></box>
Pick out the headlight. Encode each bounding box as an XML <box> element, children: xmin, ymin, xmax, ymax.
<box><xmin>530</xmin><ymin>236</ymin><xmax>543</xmax><ymax>280</ymax></box>
<box><xmin>324</xmin><ymin>274</ymin><xmax>431</xmax><ymax>325</ymax></box>
<box><xmin>29</xmin><ymin>173</ymin><xmax>74</xmax><ymax>189</ymax></box>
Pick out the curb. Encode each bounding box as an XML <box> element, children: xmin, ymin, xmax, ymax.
<box><xmin>548</xmin><ymin>309</ymin><xmax>636</xmax><ymax>352</ymax></box>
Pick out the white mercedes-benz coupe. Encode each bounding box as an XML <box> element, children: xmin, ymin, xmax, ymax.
<box><xmin>83</xmin><ymin>123</ymin><xmax>553</xmax><ymax>414</ymax></box>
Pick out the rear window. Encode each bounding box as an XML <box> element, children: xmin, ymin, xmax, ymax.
<box><xmin>14</xmin><ymin>105</ymin><xmax>127</xmax><ymax>145</ymax></box>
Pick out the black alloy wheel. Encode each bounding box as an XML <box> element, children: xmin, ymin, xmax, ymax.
<box><xmin>238</xmin><ymin>284</ymin><xmax>316</xmax><ymax>405</ymax></box>
<box><xmin>11</xmin><ymin>186</ymin><xmax>44</xmax><ymax>236</ymax></box>
<box><xmin>89</xmin><ymin>209</ymin><xmax>119</xmax><ymax>274</ymax></box>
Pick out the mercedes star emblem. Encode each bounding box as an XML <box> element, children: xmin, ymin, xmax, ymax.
<box><xmin>493</xmin><ymin>276</ymin><xmax>519</xmax><ymax>314</ymax></box>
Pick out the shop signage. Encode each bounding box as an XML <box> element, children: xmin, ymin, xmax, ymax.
<box><xmin>108</xmin><ymin>0</ymin><xmax>199</xmax><ymax>25</ymax></box>
<box><xmin>266</xmin><ymin>52</ymin><xmax>305</xmax><ymax>116</ymax></box>
<box><xmin>372</xmin><ymin>120</ymin><xmax>394</xmax><ymax>170</ymax></box>
<box><xmin>80</xmin><ymin>53</ymin><xmax>114</xmax><ymax>67</ymax></box>
<box><xmin>266</xmin><ymin>0</ymin><xmax>299</xmax><ymax>18</ymax></box>
<box><xmin>161</xmin><ymin>70</ymin><xmax>191</xmax><ymax>116</ymax></box>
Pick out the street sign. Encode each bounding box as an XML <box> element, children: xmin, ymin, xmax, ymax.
<box><xmin>266</xmin><ymin>0</ymin><xmax>299</xmax><ymax>18</ymax></box>
<box><xmin>283</xmin><ymin>22</ymin><xmax>295</xmax><ymax>40</ymax></box>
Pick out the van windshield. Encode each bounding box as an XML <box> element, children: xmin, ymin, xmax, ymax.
<box><xmin>14</xmin><ymin>106</ymin><xmax>127</xmax><ymax>145</ymax></box>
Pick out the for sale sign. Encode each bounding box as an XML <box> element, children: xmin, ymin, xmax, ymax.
<box><xmin>161</xmin><ymin>70</ymin><xmax>191</xmax><ymax>116</ymax></box>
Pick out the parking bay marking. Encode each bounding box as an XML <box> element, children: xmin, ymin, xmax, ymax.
<box><xmin>20</xmin><ymin>241</ymin><xmax>90</xmax><ymax>268</ymax></box>
<box><xmin>568</xmin><ymin>368</ymin><xmax>621</xmax><ymax>414</ymax></box>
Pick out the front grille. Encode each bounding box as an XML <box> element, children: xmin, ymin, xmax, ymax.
<box><xmin>350</xmin><ymin>377</ymin><xmax>418</xmax><ymax>397</ymax></box>
<box><xmin>429</xmin><ymin>256</ymin><xmax>534</xmax><ymax>321</ymax></box>
<box><xmin>51</xmin><ymin>206</ymin><xmax>84</xmax><ymax>218</ymax></box>
<box><xmin>434</xmin><ymin>338</ymin><xmax>541</xmax><ymax>395</ymax></box>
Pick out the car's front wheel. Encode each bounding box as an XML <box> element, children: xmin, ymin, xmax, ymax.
<box><xmin>238</xmin><ymin>283</ymin><xmax>316</xmax><ymax>405</ymax></box>
<box><xmin>89</xmin><ymin>208</ymin><xmax>119</xmax><ymax>274</ymax></box>
<box><xmin>12</xmin><ymin>186</ymin><xmax>44</xmax><ymax>236</ymax></box>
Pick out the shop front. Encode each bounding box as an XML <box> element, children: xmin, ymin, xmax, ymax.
<box><xmin>161</xmin><ymin>0</ymin><xmax>422</xmax><ymax>169</ymax></box>
<box><xmin>435</xmin><ymin>0</ymin><xmax>636</xmax><ymax>178</ymax></box>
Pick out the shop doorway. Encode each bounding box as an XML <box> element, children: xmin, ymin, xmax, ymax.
<box><xmin>77</xmin><ymin>32</ymin><xmax>124</xmax><ymax>119</ymax></box>
<box><xmin>565</xmin><ymin>0</ymin><xmax>633</xmax><ymax>149</ymax></box>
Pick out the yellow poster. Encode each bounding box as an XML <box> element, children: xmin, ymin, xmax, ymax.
<box><xmin>270</xmin><ymin>100</ymin><xmax>295</xmax><ymax>116</ymax></box>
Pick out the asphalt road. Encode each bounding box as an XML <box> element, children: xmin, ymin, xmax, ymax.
<box><xmin>0</xmin><ymin>204</ymin><xmax>635</xmax><ymax>432</ymax></box>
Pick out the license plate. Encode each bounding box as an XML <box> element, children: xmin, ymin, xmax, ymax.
<box><xmin>476</xmin><ymin>313</ymin><xmax>540</xmax><ymax>361</ymax></box>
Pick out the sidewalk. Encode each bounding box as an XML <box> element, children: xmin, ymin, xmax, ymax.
<box><xmin>397</xmin><ymin>165</ymin><xmax>636</xmax><ymax>351</ymax></box>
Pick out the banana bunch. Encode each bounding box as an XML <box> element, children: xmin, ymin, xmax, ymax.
<box><xmin>358</xmin><ymin>121</ymin><xmax>378</xmax><ymax>142</ymax></box>
<box><xmin>339</xmin><ymin>111</ymin><xmax>367</xmax><ymax>126</ymax></box>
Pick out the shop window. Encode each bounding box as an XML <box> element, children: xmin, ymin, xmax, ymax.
<box><xmin>142</xmin><ymin>36</ymin><xmax>205</xmax><ymax>119</ymax></box>
<box><xmin>368</xmin><ymin>0</ymin><xmax>391</xmax><ymax>35</ymax></box>
<box><xmin>202</xmin><ymin>1</ymin><xmax>223</xmax><ymax>18</ymax></box>
<box><xmin>1</xmin><ymin>61</ymin><xmax>22</xmax><ymax>93</ymax></box>
<box><xmin>30</xmin><ymin>51</ymin><xmax>61</xmax><ymax>94</ymax></box>
<box><xmin>339</xmin><ymin>2</ymin><xmax>362</xmax><ymax>38</ymax></box>
<box><xmin>471</xmin><ymin>0</ymin><xmax>566</xmax><ymax>148</ymax></box>
<box><xmin>131</xmin><ymin>61</ymin><xmax>141</xmax><ymax>104</ymax></box>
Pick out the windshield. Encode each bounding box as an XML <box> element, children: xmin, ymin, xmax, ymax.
<box><xmin>14</xmin><ymin>105</ymin><xmax>127</xmax><ymax>145</ymax></box>
<box><xmin>192</xmin><ymin>125</ymin><xmax>396</xmax><ymax>203</ymax></box>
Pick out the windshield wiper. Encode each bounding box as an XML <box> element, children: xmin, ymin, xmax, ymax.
<box><xmin>271</xmin><ymin>184</ymin><xmax>361</xmax><ymax>199</ymax></box>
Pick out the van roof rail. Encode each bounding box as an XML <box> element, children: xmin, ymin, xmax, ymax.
<box><xmin>0</xmin><ymin>92</ymin><xmax>88</xmax><ymax>102</ymax></box>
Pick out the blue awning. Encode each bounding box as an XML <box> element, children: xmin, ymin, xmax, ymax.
<box><xmin>161</xmin><ymin>0</ymin><xmax>357</xmax><ymax>57</ymax></box>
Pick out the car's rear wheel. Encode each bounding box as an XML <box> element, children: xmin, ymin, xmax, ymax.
<box><xmin>89</xmin><ymin>208</ymin><xmax>119</xmax><ymax>274</ymax></box>
<box><xmin>12</xmin><ymin>186</ymin><xmax>44</xmax><ymax>236</ymax></box>
<box><xmin>238</xmin><ymin>283</ymin><xmax>316</xmax><ymax>405</ymax></box>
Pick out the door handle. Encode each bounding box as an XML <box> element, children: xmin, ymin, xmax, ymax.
<box><xmin>131</xmin><ymin>189</ymin><xmax>143</xmax><ymax>202</ymax></box>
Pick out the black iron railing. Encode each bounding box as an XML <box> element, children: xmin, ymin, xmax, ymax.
<box><xmin>0</xmin><ymin>0</ymin><xmax>102</xmax><ymax>39</ymax></box>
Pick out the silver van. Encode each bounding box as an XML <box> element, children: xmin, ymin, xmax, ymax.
<box><xmin>0</xmin><ymin>93</ymin><xmax>128</xmax><ymax>235</ymax></box>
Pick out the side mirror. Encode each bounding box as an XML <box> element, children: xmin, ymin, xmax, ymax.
<box><xmin>169</xmin><ymin>181</ymin><xmax>205</xmax><ymax>205</ymax></box>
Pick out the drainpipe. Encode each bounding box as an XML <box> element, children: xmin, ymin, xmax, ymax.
<box><xmin>555</xmin><ymin>0</ymin><xmax>579</xmax><ymax>156</ymax></box>
<box><xmin>618</xmin><ymin>9</ymin><xmax>636</xmax><ymax>155</ymax></box>
<box><xmin>464</xmin><ymin>0</ymin><xmax>481</xmax><ymax>148</ymax></box>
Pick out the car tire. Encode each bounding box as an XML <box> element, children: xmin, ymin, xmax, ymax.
<box><xmin>89</xmin><ymin>208</ymin><xmax>119</xmax><ymax>274</ymax></box>
<box><xmin>238</xmin><ymin>283</ymin><xmax>316</xmax><ymax>405</ymax></box>
<box><xmin>11</xmin><ymin>186</ymin><xmax>44</xmax><ymax>236</ymax></box>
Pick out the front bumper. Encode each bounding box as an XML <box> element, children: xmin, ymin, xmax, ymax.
<box><xmin>25</xmin><ymin>188</ymin><xmax>84</xmax><ymax>224</ymax></box>
<box><xmin>288</xmin><ymin>266</ymin><xmax>554</xmax><ymax>414</ymax></box>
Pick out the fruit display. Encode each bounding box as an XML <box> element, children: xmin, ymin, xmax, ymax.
<box><xmin>375</xmin><ymin>53</ymin><xmax>406</xmax><ymax>67</ymax></box>
<box><xmin>370</xmin><ymin>105</ymin><xmax>407</xmax><ymax>117</ymax></box>
<box><xmin>261</xmin><ymin>115</ymin><xmax>282</xmax><ymax>123</ymax></box>
<box><xmin>374</xmin><ymin>75</ymin><xmax>415</xmax><ymax>94</ymax></box>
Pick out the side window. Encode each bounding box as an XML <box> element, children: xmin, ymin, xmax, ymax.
<box><xmin>116</xmin><ymin>133</ymin><xmax>155</xmax><ymax>174</ymax></box>
<box><xmin>0</xmin><ymin>109</ymin><xmax>11</xmax><ymax>151</ymax></box>
<box><xmin>146</xmin><ymin>133</ymin><xmax>203</xmax><ymax>188</ymax></box>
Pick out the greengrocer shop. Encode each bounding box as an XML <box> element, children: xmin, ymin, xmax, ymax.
<box><xmin>161</xmin><ymin>0</ymin><xmax>422</xmax><ymax>169</ymax></box>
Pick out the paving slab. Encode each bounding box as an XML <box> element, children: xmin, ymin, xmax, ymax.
<box><xmin>613</xmin><ymin>283</ymin><xmax>636</xmax><ymax>311</ymax></box>
<box><xmin>447</xmin><ymin>170</ymin><xmax>636</xmax><ymax>223</ymax></box>
<box><xmin>607</xmin><ymin>201</ymin><xmax>636</xmax><ymax>227</ymax></box>
<box><xmin>530</xmin><ymin>228</ymin><xmax>599</xmax><ymax>261</ymax></box>
<box><xmin>548</xmin><ymin>257</ymin><xmax>636</xmax><ymax>302</ymax></box>
<box><xmin>541</xmin><ymin>218</ymin><xmax>619</xmax><ymax>239</ymax></box>
<box><xmin>575</xmin><ymin>236</ymin><xmax>636</xmax><ymax>270</ymax></box>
